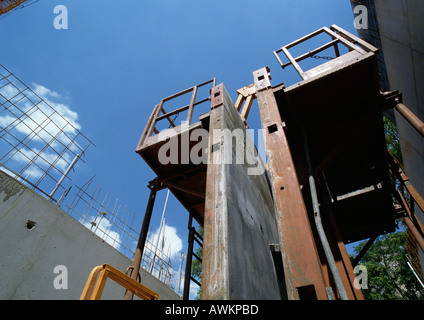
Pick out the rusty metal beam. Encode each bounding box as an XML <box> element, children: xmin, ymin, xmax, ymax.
<box><xmin>183</xmin><ymin>215</ymin><xmax>195</xmax><ymax>300</ymax></box>
<box><xmin>254</xmin><ymin>67</ymin><xmax>328</xmax><ymax>300</ymax></box>
<box><xmin>395</xmin><ymin>102</ymin><xmax>424</xmax><ymax>138</ymax></box>
<box><xmin>164</xmin><ymin>181</ymin><xmax>205</xmax><ymax>199</ymax></box>
<box><xmin>137</xmin><ymin>104</ymin><xmax>160</xmax><ymax>149</ymax></box>
<box><xmin>352</xmin><ymin>235</ymin><xmax>377</xmax><ymax>267</ymax></box>
<box><xmin>124</xmin><ymin>187</ymin><xmax>157</xmax><ymax>300</ymax></box>
<box><xmin>0</xmin><ymin>0</ymin><xmax>27</xmax><ymax>16</ymax></box>
<box><xmin>397</xmin><ymin>190</ymin><xmax>424</xmax><ymax>253</ymax></box>
<box><xmin>389</xmin><ymin>156</ymin><xmax>424</xmax><ymax>226</ymax></box>
<box><xmin>319</xmin><ymin>183</ymin><xmax>365</xmax><ymax>300</ymax></box>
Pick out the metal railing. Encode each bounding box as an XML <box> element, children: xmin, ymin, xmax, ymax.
<box><xmin>273</xmin><ymin>24</ymin><xmax>378</xmax><ymax>81</ymax></box>
<box><xmin>80</xmin><ymin>263</ymin><xmax>159</xmax><ymax>300</ymax></box>
<box><xmin>137</xmin><ymin>78</ymin><xmax>216</xmax><ymax>150</ymax></box>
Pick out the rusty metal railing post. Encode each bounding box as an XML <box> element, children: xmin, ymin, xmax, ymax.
<box><xmin>253</xmin><ymin>67</ymin><xmax>328</xmax><ymax>300</ymax></box>
<box><xmin>395</xmin><ymin>101</ymin><xmax>424</xmax><ymax>138</ymax></box>
<box><xmin>124</xmin><ymin>186</ymin><xmax>157</xmax><ymax>300</ymax></box>
<box><xmin>183</xmin><ymin>214</ymin><xmax>194</xmax><ymax>300</ymax></box>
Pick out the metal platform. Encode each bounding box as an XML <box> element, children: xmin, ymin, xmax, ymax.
<box><xmin>135</xmin><ymin>79</ymin><xmax>216</xmax><ymax>225</ymax></box>
<box><xmin>272</xmin><ymin>24</ymin><xmax>399</xmax><ymax>243</ymax></box>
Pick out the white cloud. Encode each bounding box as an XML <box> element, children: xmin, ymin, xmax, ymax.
<box><xmin>0</xmin><ymin>82</ymin><xmax>82</xmax><ymax>180</ymax></box>
<box><xmin>144</xmin><ymin>224</ymin><xmax>185</xmax><ymax>294</ymax></box>
<box><xmin>32</xmin><ymin>83</ymin><xmax>61</xmax><ymax>99</ymax></box>
<box><xmin>147</xmin><ymin>223</ymin><xmax>183</xmax><ymax>259</ymax></box>
<box><xmin>0</xmin><ymin>83</ymin><xmax>81</xmax><ymax>139</ymax></box>
<box><xmin>82</xmin><ymin>217</ymin><xmax>122</xmax><ymax>250</ymax></box>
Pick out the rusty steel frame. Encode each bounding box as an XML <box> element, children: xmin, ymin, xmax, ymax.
<box><xmin>132</xmin><ymin>24</ymin><xmax>424</xmax><ymax>300</ymax></box>
<box><xmin>124</xmin><ymin>186</ymin><xmax>158</xmax><ymax>300</ymax></box>
<box><xmin>273</xmin><ymin>24</ymin><xmax>377</xmax><ymax>81</ymax></box>
<box><xmin>183</xmin><ymin>214</ymin><xmax>203</xmax><ymax>300</ymax></box>
<box><xmin>137</xmin><ymin>78</ymin><xmax>216</xmax><ymax>150</ymax></box>
<box><xmin>389</xmin><ymin>156</ymin><xmax>424</xmax><ymax>253</ymax></box>
<box><xmin>0</xmin><ymin>0</ymin><xmax>28</xmax><ymax>16</ymax></box>
<box><xmin>254</xmin><ymin>67</ymin><xmax>329</xmax><ymax>300</ymax></box>
<box><xmin>395</xmin><ymin>101</ymin><xmax>424</xmax><ymax>138</ymax></box>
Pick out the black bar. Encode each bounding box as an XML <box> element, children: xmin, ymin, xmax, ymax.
<box><xmin>183</xmin><ymin>215</ymin><xmax>195</xmax><ymax>300</ymax></box>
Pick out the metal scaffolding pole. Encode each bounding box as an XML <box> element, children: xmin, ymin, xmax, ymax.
<box><xmin>302</xmin><ymin>126</ymin><xmax>349</xmax><ymax>300</ymax></box>
<box><xmin>124</xmin><ymin>187</ymin><xmax>157</xmax><ymax>300</ymax></box>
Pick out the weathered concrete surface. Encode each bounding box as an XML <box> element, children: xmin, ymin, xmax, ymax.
<box><xmin>0</xmin><ymin>170</ymin><xmax>180</xmax><ymax>300</ymax></box>
<box><xmin>202</xmin><ymin>84</ymin><xmax>283</xmax><ymax>300</ymax></box>
<box><xmin>375</xmin><ymin>0</ymin><xmax>424</xmax><ymax>222</ymax></box>
<box><xmin>374</xmin><ymin>0</ymin><xmax>424</xmax><ymax>272</ymax></box>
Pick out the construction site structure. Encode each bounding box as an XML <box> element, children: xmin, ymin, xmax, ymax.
<box><xmin>133</xmin><ymin>25</ymin><xmax>424</xmax><ymax>300</ymax></box>
<box><xmin>0</xmin><ymin>0</ymin><xmax>29</xmax><ymax>17</ymax></box>
<box><xmin>350</xmin><ymin>0</ymin><xmax>424</xmax><ymax>282</ymax></box>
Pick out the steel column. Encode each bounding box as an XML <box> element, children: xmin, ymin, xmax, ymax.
<box><xmin>396</xmin><ymin>102</ymin><xmax>424</xmax><ymax>137</ymax></box>
<box><xmin>183</xmin><ymin>215</ymin><xmax>195</xmax><ymax>300</ymax></box>
<box><xmin>48</xmin><ymin>153</ymin><xmax>81</xmax><ymax>201</ymax></box>
<box><xmin>253</xmin><ymin>67</ymin><xmax>328</xmax><ymax>300</ymax></box>
<box><xmin>124</xmin><ymin>187</ymin><xmax>157</xmax><ymax>300</ymax></box>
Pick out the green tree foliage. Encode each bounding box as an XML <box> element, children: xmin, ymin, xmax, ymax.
<box><xmin>352</xmin><ymin>231</ymin><xmax>424</xmax><ymax>300</ymax></box>
<box><xmin>383</xmin><ymin>115</ymin><xmax>403</xmax><ymax>164</ymax></box>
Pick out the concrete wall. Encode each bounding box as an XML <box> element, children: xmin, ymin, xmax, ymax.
<box><xmin>0</xmin><ymin>170</ymin><xmax>180</xmax><ymax>300</ymax></box>
<box><xmin>201</xmin><ymin>84</ymin><xmax>283</xmax><ymax>300</ymax></box>
<box><xmin>375</xmin><ymin>0</ymin><xmax>424</xmax><ymax>223</ymax></box>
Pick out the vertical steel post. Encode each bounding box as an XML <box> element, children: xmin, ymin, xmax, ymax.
<box><xmin>183</xmin><ymin>214</ymin><xmax>195</xmax><ymax>300</ymax></box>
<box><xmin>124</xmin><ymin>187</ymin><xmax>157</xmax><ymax>300</ymax></box>
<box><xmin>186</xmin><ymin>86</ymin><xmax>198</xmax><ymax>125</ymax></box>
<box><xmin>302</xmin><ymin>127</ymin><xmax>349</xmax><ymax>300</ymax></box>
<box><xmin>49</xmin><ymin>153</ymin><xmax>80</xmax><ymax>201</ymax></box>
<box><xmin>150</xmin><ymin>189</ymin><xmax>170</xmax><ymax>273</ymax></box>
<box><xmin>254</xmin><ymin>67</ymin><xmax>328</xmax><ymax>300</ymax></box>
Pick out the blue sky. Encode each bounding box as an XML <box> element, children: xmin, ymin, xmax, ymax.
<box><xmin>0</xmin><ymin>0</ymin><xmax>359</xmax><ymax>297</ymax></box>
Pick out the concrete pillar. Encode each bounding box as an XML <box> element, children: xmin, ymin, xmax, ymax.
<box><xmin>201</xmin><ymin>83</ymin><xmax>282</xmax><ymax>300</ymax></box>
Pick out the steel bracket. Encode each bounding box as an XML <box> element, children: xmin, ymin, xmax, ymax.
<box><xmin>269</xmin><ymin>243</ymin><xmax>281</xmax><ymax>253</ymax></box>
<box><xmin>253</xmin><ymin>67</ymin><xmax>272</xmax><ymax>92</ymax></box>
<box><xmin>211</xmin><ymin>84</ymin><xmax>224</xmax><ymax>109</ymax></box>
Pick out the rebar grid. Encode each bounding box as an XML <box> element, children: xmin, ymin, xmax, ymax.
<box><xmin>0</xmin><ymin>64</ymin><xmax>94</xmax><ymax>200</ymax></box>
<box><xmin>63</xmin><ymin>177</ymin><xmax>183</xmax><ymax>292</ymax></box>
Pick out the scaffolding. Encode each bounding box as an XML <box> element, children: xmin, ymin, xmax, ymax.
<box><xmin>0</xmin><ymin>0</ymin><xmax>39</xmax><ymax>18</ymax></box>
<box><xmin>0</xmin><ymin>64</ymin><xmax>185</xmax><ymax>297</ymax></box>
<box><xmin>64</xmin><ymin>176</ymin><xmax>183</xmax><ymax>293</ymax></box>
<box><xmin>133</xmin><ymin>24</ymin><xmax>424</xmax><ymax>300</ymax></box>
<box><xmin>0</xmin><ymin>64</ymin><xmax>94</xmax><ymax>202</ymax></box>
